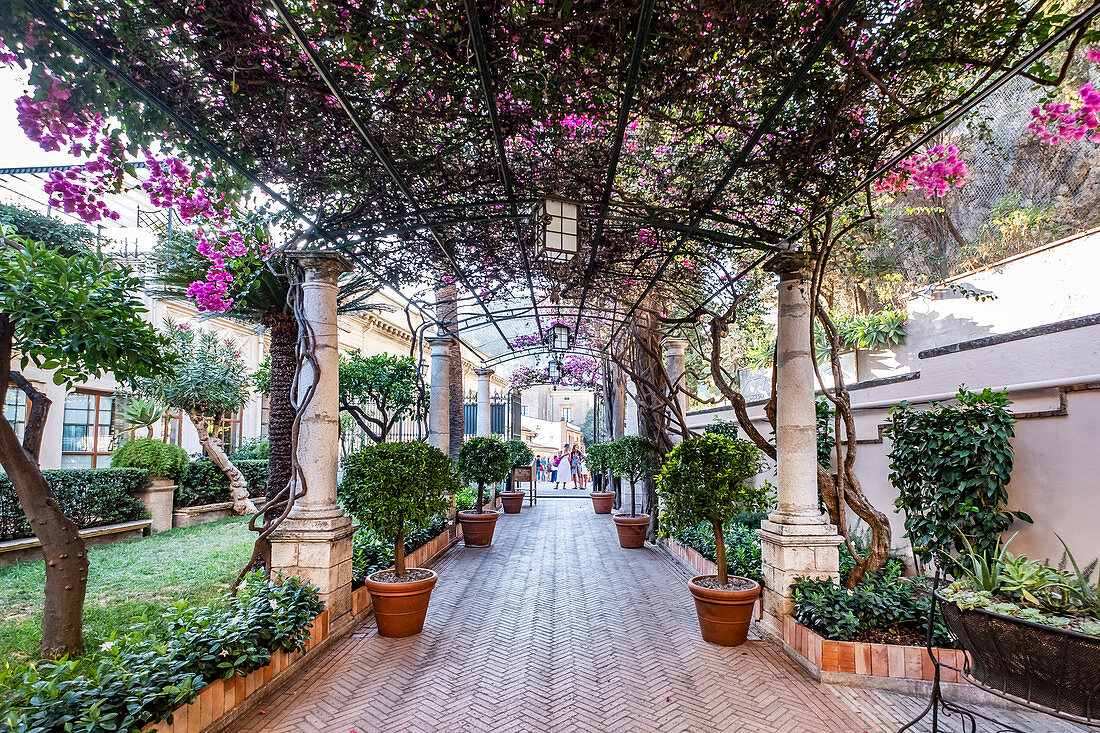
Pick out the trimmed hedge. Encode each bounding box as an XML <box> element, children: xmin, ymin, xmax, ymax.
<box><xmin>0</xmin><ymin>573</ymin><xmax>324</xmax><ymax>733</ymax></box>
<box><xmin>0</xmin><ymin>469</ymin><xmax>150</xmax><ymax>541</ymax></box>
<box><xmin>176</xmin><ymin>459</ymin><xmax>268</xmax><ymax>508</ymax></box>
<box><xmin>111</xmin><ymin>438</ymin><xmax>189</xmax><ymax>482</ymax></box>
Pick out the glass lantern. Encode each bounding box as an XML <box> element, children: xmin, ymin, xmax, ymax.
<box><xmin>535</xmin><ymin>197</ymin><xmax>580</xmax><ymax>262</ymax></box>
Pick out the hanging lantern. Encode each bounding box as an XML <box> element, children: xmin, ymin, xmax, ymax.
<box><xmin>548</xmin><ymin>357</ymin><xmax>563</xmax><ymax>383</ymax></box>
<box><xmin>535</xmin><ymin>197</ymin><xmax>580</xmax><ymax>262</ymax></box>
<box><xmin>550</xmin><ymin>322</ymin><xmax>571</xmax><ymax>352</ymax></box>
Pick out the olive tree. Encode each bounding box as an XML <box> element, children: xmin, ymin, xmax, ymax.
<box><xmin>457</xmin><ymin>437</ymin><xmax>511</xmax><ymax>513</ymax></box>
<box><xmin>134</xmin><ymin>323</ymin><xmax>256</xmax><ymax>514</ymax></box>
<box><xmin>656</xmin><ymin>434</ymin><xmax>771</xmax><ymax>585</ymax></box>
<box><xmin>339</xmin><ymin>441</ymin><xmax>455</xmax><ymax>578</ymax></box>
<box><xmin>608</xmin><ymin>436</ymin><xmax>660</xmax><ymax>517</ymax></box>
<box><xmin>0</xmin><ymin>225</ymin><xmax>168</xmax><ymax>656</ymax></box>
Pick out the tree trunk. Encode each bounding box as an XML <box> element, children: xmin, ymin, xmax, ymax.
<box><xmin>711</xmin><ymin>517</ymin><xmax>728</xmax><ymax>586</ymax></box>
<box><xmin>477</xmin><ymin>481</ymin><xmax>485</xmax><ymax>513</ymax></box>
<box><xmin>187</xmin><ymin>410</ymin><xmax>257</xmax><ymax>515</ymax></box>
<box><xmin>394</xmin><ymin>527</ymin><xmax>406</xmax><ymax>579</ymax></box>
<box><xmin>262</xmin><ymin>311</ymin><xmax>297</xmax><ymax>516</ymax></box>
<box><xmin>0</xmin><ymin>321</ymin><xmax>87</xmax><ymax>657</ymax></box>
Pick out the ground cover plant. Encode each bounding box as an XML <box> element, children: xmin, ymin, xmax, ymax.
<box><xmin>656</xmin><ymin>433</ymin><xmax>769</xmax><ymax>586</ymax></box>
<box><xmin>0</xmin><ymin>516</ymin><xmax>254</xmax><ymax>666</ymax></box>
<box><xmin>0</xmin><ymin>572</ymin><xmax>323</xmax><ymax>733</ymax></box>
<box><xmin>339</xmin><ymin>441</ymin><xmax>454</xmax><ymax>578</ymax></box>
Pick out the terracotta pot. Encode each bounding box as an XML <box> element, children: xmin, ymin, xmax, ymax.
<box><xmin>688</xmin><ymin>575</ymin><xmax>760</xmax><ymax>646</ymax></box>
<box><xmin>500</xmin><ymin>491</ymin><xmax>525</xmax><ymax>514</ymax></box>
<box><xmin>612</xmin><ymin>513</ymin><xmax>650</xmax><ymax>548</ymax></box>
<box><xmin>589</xmin><ymin>491</ymin><xmax>614</xmax><ymax>514</ymax></box>
<box><xmin>457</xmin><ymin>510</ymin><xmax>500</xmax><ymax>547</ymax></box>
<box><xmin>365</xmin><ymin>568</ymin><xmax>438</xmax><ymax>638</ymax></box>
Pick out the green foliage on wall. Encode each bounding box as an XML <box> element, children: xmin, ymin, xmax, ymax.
<box><xmin>885</xmin><ymin>387</ymin><xmax>1026</xmax><ymax>565</ymax></box>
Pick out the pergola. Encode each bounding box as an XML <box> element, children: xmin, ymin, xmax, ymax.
<box><xmin>4</xmin><ymin>0</ymin><xmax>1098</xmax><ymax>633</ymax></box>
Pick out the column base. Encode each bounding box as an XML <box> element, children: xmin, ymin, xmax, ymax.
<box><xmin>270</xmin><ymin>513</ymin><xmax>355</xmax><ymax>622</ymax></box>
<box><xmin>757</xmin><ymin>518</ymin><xmax>842</xmax><ymax>637</ymax></box>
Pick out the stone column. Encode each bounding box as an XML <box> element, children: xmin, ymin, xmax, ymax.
<box><xmin>427</xmin><ymin>335</ymin><xmax>452</xmax><ymax>454</ymax></box>
<box><xmin>270</xmin><ymin>252</ymin><xmax>355</xmax><ymax>626</ymax></box>
<box><xmin>663</xmin><ymin>337</ymin><xmax>689</xmax><ymax>441</ymax></box>
<box><xmin>757</xmin><ymin>252</ymin><xmax>842</xmax><ymax>638</ymax></box>
<box><xmin>624</xmin><ymin>377</ymin><xmax>639</xmax><ymax>437</ymax></box>
<box><xmin>475</xmin><ymin>368</ymin><xmax>494</xmax><ymax>437</ymax></box>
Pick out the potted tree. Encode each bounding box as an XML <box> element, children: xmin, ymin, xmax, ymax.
<box><xmin>500</xmin><ymin>439</ymin><xmax>534</xmax><ymax>514</ymax></box>
<box><xmin>585</xmin><ymin>443</ymin><xmax>615</xmax><ymax>515</ymax></box>
<box><xmin>608</xmin><ymin>436</ymin><xmax>660</xmax><ymax>548</ymax></box>
<box><xmin>457</xmin><ymin>436</ymin><xmax>511</xmax><ymax>546</ymax></box>
<box><xmin>656</xmin><ymin>433</ymin><xmax>770</xmax><ymax>646</ymax></box>
<box><xmin>339</xmin><ymin>441</ymin><xmax>454</xmax><ymax>637</ymax></box>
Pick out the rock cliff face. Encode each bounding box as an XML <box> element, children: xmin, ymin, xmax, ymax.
<box><xmin>877</xmin><ymin>74</ymin><xmax>1100</xmax><ymax>286</ymax></box>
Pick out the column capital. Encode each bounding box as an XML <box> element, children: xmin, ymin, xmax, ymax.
<box><xmin>764</xmin><ymin>250</ymin><xmax>814</xmax><ymax>277</ymax></box>
<box><xmin>426</xmin><ymin>333</ymin><xmax>454</xmax><ymax>347</ymax></box>
<box><xmin>287</xmin><ymin>250</ymin><xmax>353</xmax><ymax>280</ymax></box>
<box><xmin>661</xmin><ymin>336</ymin><xmax>690</xmax><ymax>353</ymax></box>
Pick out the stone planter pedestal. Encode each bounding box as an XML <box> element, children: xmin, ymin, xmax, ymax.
<box><xmin>132</xmin><ymin>478</ymin><xmax>176</xmax><ymax>533</ymax></box>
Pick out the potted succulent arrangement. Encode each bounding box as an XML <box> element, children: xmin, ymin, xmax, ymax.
<box><xmin>585</xmin><ymin>442</ymin><xmax>615</xmax><ymax>515</ymax></box>
<box><xmin>339</xmin><ymin>441</ymin><xmax>455</xmax><ymax>637</ymax></box>
<box><xmin>457</xmin><ymin>436</ymin><xmax>511</xmax><ymax>546</ymax></box>
<box><xmin>500</xmin><ymin>439</ymin><xmax>534</xmax><ymax>514</ymax></box>
<box><xmin>936</xmin><ymin>535</ymin><xmax>1100</xmax><ymax>722</ymax></box>
<box><xmin>656</xmin><ymin>433</ymin><xmax>770</xmax><ymax>646</ymax></box>
<box><xmin>608</xmin><ymin>436</ymin><xmax>660</xmax><ymax>548</ymax></box>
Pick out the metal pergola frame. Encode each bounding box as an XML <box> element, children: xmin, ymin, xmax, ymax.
<box><xmin>15</xmin><ymin>0</ymin><xmax>1100</xmax><ymax>368</ymax></box>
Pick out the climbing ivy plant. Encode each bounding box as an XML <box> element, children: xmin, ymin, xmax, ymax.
<box><xmin>885</xmin><ymin>387</ymin><xmax>1029</xmax><ymax>565</ymax></box>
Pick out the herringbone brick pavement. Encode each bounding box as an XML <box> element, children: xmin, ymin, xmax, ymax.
<box><xmin>234</xmin><ymin>500</ymin><xmax>1091</xmax><ymax>733</ymax></box>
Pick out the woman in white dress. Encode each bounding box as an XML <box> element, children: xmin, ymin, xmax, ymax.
<box><xmin>553</xmin><ymin>445</ymin><xmax>569</xmax><ymax>489</ymax></box>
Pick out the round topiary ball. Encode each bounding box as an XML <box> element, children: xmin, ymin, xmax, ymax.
<box><xmin>110</xmin><ymin>437</ymin><xmax>190</xmax><ymax>482</ymax></box>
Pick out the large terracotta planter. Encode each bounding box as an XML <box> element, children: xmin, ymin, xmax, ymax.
<box><xmin>457</xmin><ymin>510</ymin><xmax>500</xmax><ymax>547</ymax></box>
<box><xmin>500</xmin><ymin>491</ymin><xmax>525</xmax><ymax>514</ymax></box>
<box><xmin>612</xmin><ymin>513</ymin><xmax>650</xmax><ymax>548</ymax></box>
<box><xmin>589</xmin><ymin>491</ymin><xmax>614</xmax><ymax>514</ymax></box>
<box><xmin>365</xmin><ymin>568</ymin><xmax>438</xmax><ymax>638</ymax></box>
<box><xmin>688</xmin><ymin>575</ymin><xmax>760</xmax><ymax>646</ymax></box>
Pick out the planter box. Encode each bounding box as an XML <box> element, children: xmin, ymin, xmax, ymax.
<box><xmin>0</xmin><ymin>519</ymin><xmax>152</xmax><ymax>568</ymax></box>
<box><xmin>664</xmin><ymin>536</ymin><xmax>718</xmax><ymax>577</ymax></box>
<box><xmin>783</xmin><ymin>616</ymin><xmax>968</xmax><ymax>685</ymax></box>
<box><xmin>350</xmin><ymin>526</ymin><xmax>459</xmax><ymax>619</ymax></box>
<box><xmin>173</xmin><ymin>498</ymin><xmax>265</xmax><ymax>529</ymax></box>
<box><xmin>133</xmin><ymin>479</ymin><xmax>176</xmax><ymax>533</ymax></box>
<box><xmin>141</xmin><ymin>610</ymin><xmax>330</xmax><ymax>733</ymax></box>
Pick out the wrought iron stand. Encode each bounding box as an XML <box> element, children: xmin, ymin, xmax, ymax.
<box><xmin>898</xmin><ymin>570</ymin><xmax>1025</xmax><ymax>733</ymax></box>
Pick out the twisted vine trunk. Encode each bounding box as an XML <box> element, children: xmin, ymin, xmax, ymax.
<box><xmin>187</xmin><ymin>411</ymin><xmax>256</xmax><ymax>515</ymax></box>
<box><xmin>0</xmin><ymin>318</ymin><xmax>87</xmax><ymax>656</ymax></box>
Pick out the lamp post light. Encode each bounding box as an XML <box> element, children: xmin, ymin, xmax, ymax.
<box><xmin>535</xmin><ymin>197</ymin><xmax>580</xmax><ymax>263</ymax></box>
<box><xmin>550</xmin><ymin>322</ymin><xmax>571</xmax><ymax>352</ymax></box>
<box><xmin>548</xmin><ymin>357</ymin><xmax>563</xmax><ymax>384</ymax></box>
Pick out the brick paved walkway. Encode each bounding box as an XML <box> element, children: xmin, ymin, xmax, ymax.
<box><xmin>236</xmin><ymin>500</ymin><xmax>1091</xmax><ymax>732</ymax></box>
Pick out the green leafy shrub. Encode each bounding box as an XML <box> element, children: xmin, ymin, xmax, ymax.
<box><xmin>340</xmin><ymin>441</ymin><xmax>454</xmax><ymax>577</ymax></box>
<box><xmin>0</xmin><ymin>573</ymin><xmax>323</xmax><ymax>732</ymax></box>
<box><xmin>0</xmin><ymin>469</ymin><xmax>149</xmax><ymax>541</ymax></box>
<box><xmin>228</xmin><ymin>437</ymin><xmax>269</xmax><ymax>461</ymax></box>
<box><xmin>885</xmin><ymin>387</ymin><xmax>1026</xmax><ymax>564</ymax></box>
<box><xmin>656</xmin><ymin>433</ymin><xmax>770</xmax><ymax>584</ymax></box>
<box><xmin>675</xmin><ymin>520</ymin><xmax>763</xmax><ymax>583</ymax></box>
<box><xmin>791</xmin><ymin>570</ymin><xmax>954</xmax><ymax>647</ymax></box>
<box><xmin>608</xmin><ymin>435</ymin><xmax>660</xmax><ymax>516</ymax></box>
<box><xmin>454</xmin><ymin>485</ymin><xmax>482</xmax><ymax>512</ymax></box>
<box><xmin>503</xmin><ymin>439</ymin><xmax>534</xmax><ymax>469</ymax></box>
<box><xmin>177</xmin><ymin>459</ymin><xmax>268</xmax><ymax>507</ymax></box>
<box><xmin>111</xmin><ymin>438</ymin><xmax>190</xmax><ymax>482</ymax></box>
<box><xmin>585</xmin><ymin>443</ymin><xmax>614</xmax><ymax>492</ymax></box>
<box><xmin>457</xmin><ymin>437</ymin><xmax>511</xmax><ymax>514</ymax></box>
<box><xmin>352</xmin><ymin>515</ymin><xmax>450</xmax><ymax>580</ymax></box>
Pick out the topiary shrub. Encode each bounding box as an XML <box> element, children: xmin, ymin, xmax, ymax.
<box><xmin>339</xmin><ymin>441</ymin><xmax>455</xmax><ymax>578</ymax></box>
<box><xmin>656</xmin><ymin>433</ymin><xmax>771</xmax><ymax>585</ymax></box>
<box><xmin>885</xmin><ymin>387</ymin><xmax>1027</xmax><ymax>565</ymax></box>
<box><xmin>110</xmin><ymin>438</ymin><xmax>189</xmax><ymax>482</ymax></box>
<box><xmin>585</xmin><ymin>443</ymin><xmax>614</xmax><ymax>493</ymax></box>
<box><xmin>457</xmin><ymin>437</ymin><xmax>511</xmax><ymax>514</ymax></box>
<box><xmin>0</xmin><ymin>469</ymin><xmax>149</xmax><ymax>541</ymax></box>
<box><xmin>503</xmin><ymin>439</ymin><xmax>533</xmax><ymax>469</ymax></box>
<box><xmin>177</xmin><ymin>459</ymin><xmax>268</xmax><ymax>507</ymax></box>
<box><xmin>607</xmin><ymin>436</ymin><xmax>660</xmax><ymax>517</ymax></box>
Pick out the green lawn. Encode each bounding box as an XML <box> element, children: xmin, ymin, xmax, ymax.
<box><xmin>0</xmin><ymin>516</ymin><xmax>254</xmax><ymax>665</ymax></box>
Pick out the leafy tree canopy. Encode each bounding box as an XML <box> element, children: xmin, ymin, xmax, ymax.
<box><xmin>339</xmin><ymin>351</ymin><xmax>420</xmax><ymax>418</ymax></box>
<box><xmin>607</xmin><ymin>436</ymin><xmax>660</xmax><ymax>485</ymax></box>
<box><xmin>503</xmin><ymin>439</ymin><xmax>534</xmax><ymax>469</ymax></box>
<box><xmin>458</xmin><ymin>436</ymin><xmax>511</xmax><ymax>488</ymax></box>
